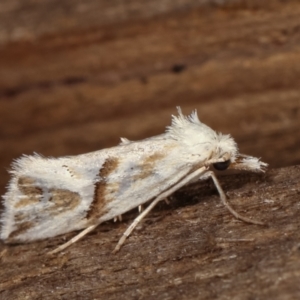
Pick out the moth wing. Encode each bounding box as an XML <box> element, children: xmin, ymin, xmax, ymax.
<box><xmin>1</xmin><ymin>154</ymin><xmax>106</xmax><ymax>243</ymax></box>
<box><xmin>86</xmin><ymin>137</ymin><xmax>203</xmax><ymax>223</ymax></box>
<box><xmin>1</xmin><ymin>136</ymin><xmax>204</xmax><ymax>243</ymax></box>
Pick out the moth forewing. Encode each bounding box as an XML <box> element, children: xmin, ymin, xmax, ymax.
<box><xmin>0</xmin><ymin>107</ymin><xmax>267</xmax><ymax>254</ymax></box>
<box><xmin>1</xmin><ymin>137</ymin><xmax>201</xmax><ymax>244</ymax></box>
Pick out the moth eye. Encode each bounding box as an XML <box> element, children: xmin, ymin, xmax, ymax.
<box><xmin>213</xmin><ymin>160</ymin><xmax>231</xmax><ymax>171</ymax></box>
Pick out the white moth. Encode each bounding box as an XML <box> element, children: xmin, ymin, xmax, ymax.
<box><xmin>0</xmin><ymin>108</ymin><xmax>267</xmax><ymax>254</ymax></box>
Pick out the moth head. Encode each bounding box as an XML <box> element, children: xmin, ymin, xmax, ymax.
<box><xmin>167</xmin><ymin>107</ymin><xmax>238</xmax><ymax>165</ymax></box>
<box><xmin>210</xmin><ymin>133</ymin><xmax>238</xmax><ymax>171</ymax></box>
<box><xmin>212</xmin><ymin>152</ymin><xmax>231</xmax><ymax>171</ymax></box>
<box><xmin>213</xmin><ymin>160</ymin><xmax>231</xmax><ymax>171</ymax></box>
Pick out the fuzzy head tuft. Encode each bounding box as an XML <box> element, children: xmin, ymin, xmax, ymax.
<box><xmin>166</xmin><ymin>107</ymin><xmax>238</xmax><ymax>162</ymax></box>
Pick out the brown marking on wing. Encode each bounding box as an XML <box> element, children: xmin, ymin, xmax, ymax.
<box><xmin>62</xmin><ymin>164</ymin><xmax>82</xmax><ymax>178</ymax></box>
<box><xmin>14</xmin><ymin>212</ymin><xmax>28</xmax><ymax>222</ymax></box>
<box><xmin>8</xmin><ymin>189</ymin><xmax>80</xmax><ymax>241</ymax></box>
<box><xmin>47</xmin><ymin>189</ymin><xmax>81</xmax><ymax>215</ymax></box>
<box><xmin>133</xmin><ymin>152</ymin><xmax>166</xmax><ymax>180</ymax></box>
<box><xmin>15</xmin><ymin>177</ymin><xmax>81</xmax><ymax>213</ymax></box>
<box><xmin>14</xmin><ymin>176</ymin><xmax>43</xmax><ymax>208</ymax></box>
<box><xmin>86</xmin><ymin>157</ymin><xmax>119</xmax><ymax>221</ymax></box>
<box><xmin>62</xmin><ymin>165</ymin><xmax>75</xmax><ymax>177</ymax></box>
<box><xmin>7</xmin><ymin>221</ymin><xmax>35</xmax><ymax>241</ymax></box>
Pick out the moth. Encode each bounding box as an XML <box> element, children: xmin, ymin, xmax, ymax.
<box><xmin>0</xmin><ymin>108</ymin><xmax>267</xmax><ymax>254</ymax></box>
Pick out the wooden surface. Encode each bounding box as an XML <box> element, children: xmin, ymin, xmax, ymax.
<box><xmin>0</xmin><ymin>0</ymin><xmax>300</xmax><ymax>299</ymax></box>
<box><xmin>1</xmin><ymin>166</ymin><xmax>300</xmax><ymax>299</ymax></box>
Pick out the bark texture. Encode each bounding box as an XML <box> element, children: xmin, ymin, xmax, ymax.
<box><xmin>1</xmin><ymin>167</ymin><xmax>300</xmax><ymax>299</ymax></box>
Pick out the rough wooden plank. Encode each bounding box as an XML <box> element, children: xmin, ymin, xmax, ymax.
<box><xmin>0</xmin><ymin>166</ymin><xmax>300</xmax><ymax>299</ymax></box>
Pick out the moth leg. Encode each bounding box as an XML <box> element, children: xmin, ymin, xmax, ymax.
<box><xmin>48</xmin><ymin>224</ymin><xmax>99</xmax><ymax>255</ymax></box>
<box><xmin>113</xmin><ymin>166</ymin><xmax>208</xmax><ymax>253</ymax></box>
<box><xmin>48</xmin><ymin>167</ymin><xmax>207</xmax><ymax>255</ymax></box>
<box><xmin>164</xmin><ymin>197</ymin><xmax>170</xmax><ymax>205</ymax></box>
<box><xmin>138</xmin><ymin>205</ymin><xmax>143</xmax><ymax>213</ymax></box>
<box><xmin>138</xmin><ymin>198</ymin><xmax>169</xmax><ymax>213</ymax></box>
<box><xmin>205</xmin><ymin>171</ymin><xmax>265</xmax><ymax>225</ymax></box>
<box><xmin>114</xmin><ymin>215</ymin><xmax>123</xmax><ymax>222</ymax></box>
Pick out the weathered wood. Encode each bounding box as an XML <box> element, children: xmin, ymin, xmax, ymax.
<box><xmin>1</xmin><ymin>166</ymin><xmax>300</xmax><ymax>299</ymax></box>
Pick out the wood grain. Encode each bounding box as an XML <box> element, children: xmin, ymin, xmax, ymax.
<box><xmin>1</xmin><ymin>166</ymin><xmax>300</xmax><ymax>299</ymax></box>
